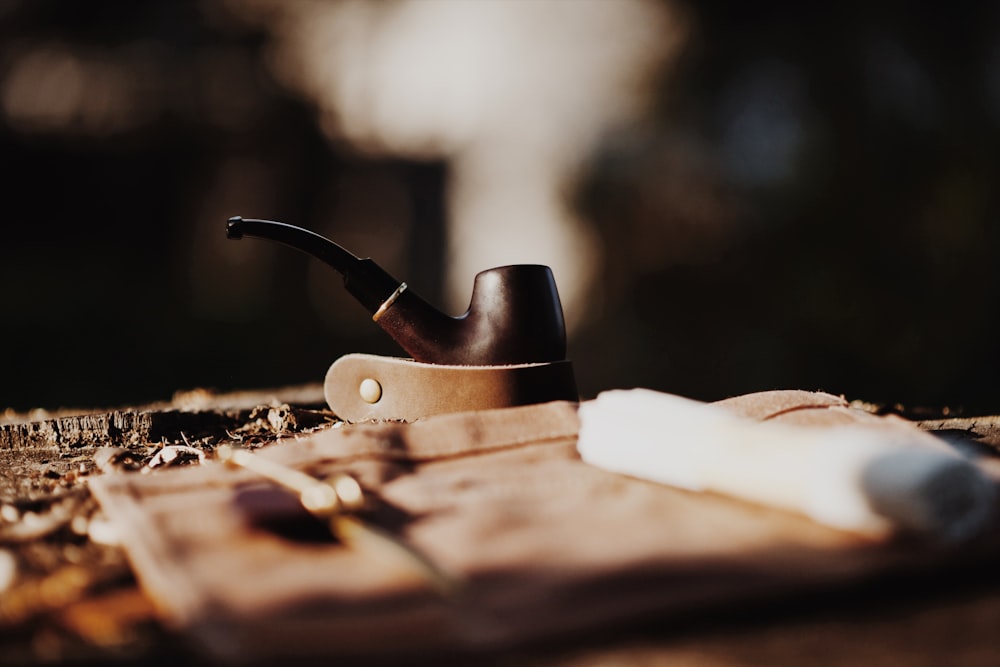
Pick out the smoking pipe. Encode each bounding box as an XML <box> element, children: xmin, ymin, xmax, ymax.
<box><xmin>226</xmin><ymin>217</ymin><xmax>567</xmax><ymax>366</ymax></box>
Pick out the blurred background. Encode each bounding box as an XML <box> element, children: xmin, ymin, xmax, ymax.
<box><xmin>1</xmin><ymin>0</ymin><xmax>999</xmax><ymax>413</ymax></box>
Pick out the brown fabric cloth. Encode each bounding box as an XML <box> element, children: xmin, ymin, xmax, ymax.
<box><xmin>716</xmin><ymin>390</ymin><xmax>952</xmax><ymax>446</ymax></box>
<box><xmin>89</xmin><ymin>393</ymin><xmax>1000</xmax><ymax>663</ymax></box>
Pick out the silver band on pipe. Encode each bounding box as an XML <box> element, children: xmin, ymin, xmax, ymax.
<box><xmin>372</xmin><ymin>282</ymin><xmax>408</xmax><ymax>322</ymax></box>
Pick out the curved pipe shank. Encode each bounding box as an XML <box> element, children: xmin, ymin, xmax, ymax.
<box><xmin>226</xmin><ymin>217</ymin><xmax>567</xmax><ymax>366</ymax></box>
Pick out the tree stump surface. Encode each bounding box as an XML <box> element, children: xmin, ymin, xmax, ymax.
<box><xmin>3</xmin><ymin>388</ymin><xmax>1000</xmax><ymax>666</ymax></box>
<box><xmin>0</xmin><ymin>384</ymin><xmax>335</xmax><ymax>664</ymax></box>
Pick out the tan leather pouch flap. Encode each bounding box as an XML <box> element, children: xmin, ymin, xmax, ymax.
<box><xmin>324</xmin><ymin>353</ymin><xmax>578</xmax><ymax>423</ymax></box>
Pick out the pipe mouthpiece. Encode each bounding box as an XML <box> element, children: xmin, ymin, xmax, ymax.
<box><xmin>226</xmin><ymin>216</ymin><xmax>244</xmax><ymax>240</ymax></box>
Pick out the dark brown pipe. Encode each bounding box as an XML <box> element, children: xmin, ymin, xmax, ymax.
<box><xmin>226</xmin><ymin>217</ymin><xmax>567</xmax><ymax>366</ymax></box>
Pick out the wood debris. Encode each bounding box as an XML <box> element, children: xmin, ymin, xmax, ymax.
<box><xmin>0</xmin><ymin>385</ymin><xmax>337</xmax><ymax>661</ymax></box>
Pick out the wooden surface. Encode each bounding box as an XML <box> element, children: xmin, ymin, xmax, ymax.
<box><xmin>0</xmin><ymin>385</ymin><xmax>332</xmax><ymax>665</ymax></box>
<box><xmin>2</xmin><ymin>388</ymin><xmax>1000</xmax><ymax>666</ymax></box>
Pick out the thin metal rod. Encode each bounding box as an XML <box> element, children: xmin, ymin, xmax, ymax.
<box><xmin>217</xmin><ymin>444</ymin><xmax>341</xmax><ymax>515</ymax></box>
<box><xmin>331</xmin><ymin>515</ymin><xmax>461</xmax><ymax>597</ymax></box>
<box><xmin>216</xmin><ymin>445</ymin><xmax>461</xmax><ymax>596</ymax></box>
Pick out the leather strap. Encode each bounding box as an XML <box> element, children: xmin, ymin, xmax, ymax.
<box><xmin>324</xmin><ymin>353</ymin><xmax>578</xmax><ymax>422</ymax></box>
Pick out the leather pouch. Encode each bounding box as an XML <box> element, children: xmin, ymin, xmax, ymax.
<box><xmin>89</xmin><ymin>393</ymin><xmax>1000</xmax><ymax>663</ymax></box>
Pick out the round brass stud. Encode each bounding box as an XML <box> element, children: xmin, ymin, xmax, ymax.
<box><xmin>359</xmin><ymin>378</ymin><xmax>382</xmax><ymax>404</ymax></box>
